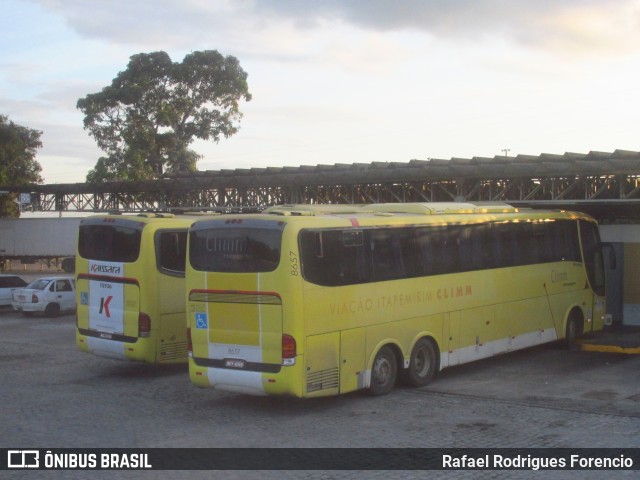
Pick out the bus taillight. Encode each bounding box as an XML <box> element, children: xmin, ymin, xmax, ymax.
<box><xmin>138</xmin><ymin>313</ymin><xmax>151</xmax><ymax>338</ymax></box>
<box><xmin>282</xmin><ymin>334</ymin><xmax>296</xmax><ymax>366</ymax></box>
<box><xmin>187</xmin><ymin>327</ymin><xmax>192</xmax><ymax>354</ymax></box>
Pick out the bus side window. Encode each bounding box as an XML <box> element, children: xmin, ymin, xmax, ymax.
<box><xmin>299</xmin><ymin>230</ymin><xmax>369</xmax><ymax>286</ymax></box>
<box><xmin>428</xmin><ymin>227</ymin><xmax>449</xmax><ymax>275</ymax></box>
<box><xmin>341</xmin><ymin>230</ymin><xmax>369</xmax><ymax>284</ymax></box>
<box><xmin>370</xmin><ymin>229</ymin><xmax>406</xmax><ymax>281</ymax></box>
<box><xmin>470</xmin><ymin>224</ymin><xmax>493</xmax><ymax>270</ymax></box>
<box><xmin>562</xmin><ymin>221</ymin><xmax>582</xmax><ymax>262</ymax></box>
<box><xmin>529</xmin><ymin>223</ymin><xmax>553</xmax><ymax>263</ymax></box>
<box><xmin>458</xmin><ymin>226</ymin><xmax>473</xmax><ymax>270</ymax></box>
<box><xmin>442</xmin><ymin>226</ymin><xmax>461</xmax><ymax>273</ymax></box>
<box><xmin>158</xmin><ymin>231</ymin><xmax>187</xmax><ymax>274</ymax></box>
<box><xmin>491</xmin><ymin>223</ymin><xmax>516</xmax><ymax>268</ymax></box>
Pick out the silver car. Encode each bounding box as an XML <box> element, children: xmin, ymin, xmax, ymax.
<box><xmin>0</xmin><ymin>274</ymin><xmax>28</xmax><ymax>307</ymax></box>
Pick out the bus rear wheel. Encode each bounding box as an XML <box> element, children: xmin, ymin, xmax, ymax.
<box><xmin>402</xmin><ymin>338</ymin><xmax>437</xmax><ymax>388</ymax></box>
<box><xmin>368</xmin><ymin>346</ymin><xmax>397</xmax><ymax>396</ymax></box>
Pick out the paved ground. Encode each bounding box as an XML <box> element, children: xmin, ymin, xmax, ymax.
<box><xmin>1</xmin><ymin>306</ymin><xmax>639</xmax><ymax>480</ymax></box>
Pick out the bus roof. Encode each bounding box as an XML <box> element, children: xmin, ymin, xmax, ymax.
<box><xmin>80</xmin><ymin>212</ymin><xmax>214</xmax><ymax>228</ymax></box>
<box><xmin>263</xmin><ymin>202</ymin><xmax>516</xmax><ymax>216</ymax></box>
<box><xmin>190</xmin><ymin>203</ymin><xmax>593</xmax><ymax>231</ymax></box>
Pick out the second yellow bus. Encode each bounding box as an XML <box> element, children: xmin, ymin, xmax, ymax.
<box><xmin>186</xmin><ymin>203</ymin><xmax>608</xmax><ymax>397</ymax></box>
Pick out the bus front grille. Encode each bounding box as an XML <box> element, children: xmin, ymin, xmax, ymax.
<box><xmin>306</xmin><ymin>368</ymin><xmax>339</xmax><ymax>393</ymax></box>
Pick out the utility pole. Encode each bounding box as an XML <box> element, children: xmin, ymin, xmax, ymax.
<box><xmin>501</xmin><ymin>149</ymin><xmax>510</xmax><ymax>157</ymax></box>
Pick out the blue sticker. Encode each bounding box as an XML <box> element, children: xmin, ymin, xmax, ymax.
<box><xmin>80</xmin><ymin>292</ymin><xmax>89</xmax><ymax>305</ymax></box>
<box><xmin>195</xmin><ymin>312</ymin><xmax>208</xmax><ymax>329</ymax></box>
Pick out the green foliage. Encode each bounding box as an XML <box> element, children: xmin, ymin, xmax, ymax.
<box><xmin>78</xmin><ymin>50</ymin><xmax>252</xmax><ymax>182</ymax></box>
<box><xmin>0</xmin><ymin>115</ymin><xmax>43</xmax><ymax>217</ymax></box>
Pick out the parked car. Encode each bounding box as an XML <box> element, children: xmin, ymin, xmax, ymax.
<box><xmin>0</xmin><ymin>274</ymin><xmax>28</xmax><ymax>307</ymax></box>
<box><xmin>12</xmin><ymin>276</ymin><xmax>76</xmax><ymax>317</ymax></box>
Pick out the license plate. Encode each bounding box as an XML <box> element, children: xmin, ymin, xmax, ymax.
<box><xmin>224</xmin><ymin>359</ymin><xmax>245</xmax><ymax>369</ymax></box>
<box><xmin>99</xmin><ymin>332</ymin><xmax>113</xmax><ymax>339</ymax></box>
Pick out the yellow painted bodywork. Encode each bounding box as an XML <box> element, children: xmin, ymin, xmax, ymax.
<box><xmin>186</xmin><ymin>205</ymin><xmax>605</xmax><ymax>397</ymax></box>
<box><xmin>76</xmin><ymin>214</ymin><xmax>197</xmax><ymax>364</ymax></box>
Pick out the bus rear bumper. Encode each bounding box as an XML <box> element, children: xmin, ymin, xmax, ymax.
<box><xmin>189</xmin><ymin>359</ymin><xmax>304</xmax><ymax>397</ymax></box>
<box><xmin>84</xmin><ymin>335</ymin><xmax>127</xmax><ymax>360</ymax></box>
<box><xmin>189</xmin><ymin>361</ymin><xmax>266</xmax><ymax>394</ymax></box>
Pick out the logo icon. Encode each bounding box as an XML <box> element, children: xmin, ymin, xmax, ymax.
<box><xmin>195</xmin><ymin>312</ymin><xmax>208</xmax><ymax>329</ymax></box>
<box><xmin>7</xmin><ymin>450</ymin><xmax>39</xmax><ymax>468</ymax></box>
<box><xmin>99</xmin><ymin>296</ymin><xmax>113</xmax><ymax>317</ymax></box>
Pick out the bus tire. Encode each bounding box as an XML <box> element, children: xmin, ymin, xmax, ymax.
<box><xmin>368</xmin><ymin>345</ymin><xmax>397</xmax><ymax>396</ymax></box>
<box><xmin>402</xmin><ymin>338</ymin><xmax>437</xmax><ymax>388</ymax></box>
<box><xmin>565</xmin><ymin>310</ymin><xmax>584</xmax><ymax>350</ymax></box>
<box><xmin>45</xmin><ymin>303</ymin><xmax>60</xmax><ymax>318</ymax></box>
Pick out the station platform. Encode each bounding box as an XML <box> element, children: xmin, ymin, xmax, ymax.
<box><xmin>577</xmin><ymin>324</ymin><xmax>640</xmax><ymax>354</ymax></box>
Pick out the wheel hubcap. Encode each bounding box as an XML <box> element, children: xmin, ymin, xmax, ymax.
<box><xmin>374</xmin><ymin>357</ymin><xmax>392</xmax><ymax>385</ymax></box>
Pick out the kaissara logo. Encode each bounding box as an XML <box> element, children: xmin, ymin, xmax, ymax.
<box><xmin>90</xmin><ymin>264</ymin><xmax>121</xmax><ymax>275</ymax></box>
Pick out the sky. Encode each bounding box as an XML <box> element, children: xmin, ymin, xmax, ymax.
<box><xmin>2</xmin><ymin>0</ymin><xmax>640</xmax><ymax>185</ymax></box>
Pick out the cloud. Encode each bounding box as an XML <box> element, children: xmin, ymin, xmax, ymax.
<box><xmin>240</xmin><ymin>0</ymin><xmax>640</xmax><ymax>54</ymax></box>
<box><xmin>33</xmin><ymin>0</ymin><xmax>640</xmax><ymax>55</ymax></box>
<box><xmin>34</xmin><ymin>0</ymin><xmax>254</xmax><ymax>50</ymax></box>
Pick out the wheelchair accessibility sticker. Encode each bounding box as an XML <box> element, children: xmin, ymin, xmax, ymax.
<box><xmin>195</xmin><ymin>312</ymin><xmax>208</xmax><ymax>329</ymax></box>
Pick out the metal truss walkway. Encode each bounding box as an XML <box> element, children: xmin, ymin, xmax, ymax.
<box><xmin>4</xmin><ymin>149</ymin><xmax>640</xmax><ymax>217</ymax></box>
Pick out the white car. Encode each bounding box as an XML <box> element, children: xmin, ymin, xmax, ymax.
<box><xmin>0</xmin><ymin>274</ymin><xmax>28</xmax><ymax>307</ymax></box>
<box><xmin>12</xmin><ymin>276</ymin><xmax>76</xmax><ymax>317</ymax></box>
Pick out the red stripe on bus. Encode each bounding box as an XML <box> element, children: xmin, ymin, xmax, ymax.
<box><xmin>189</xmin><ymin>289</ymin><xmax>281</xmax><ymax>298</ymax></box>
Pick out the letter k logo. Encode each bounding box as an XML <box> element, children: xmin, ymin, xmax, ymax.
<box><xmin>99</xmin><ymin>296</ymin><xmax>113</xmax><ymax>317</ymax></box>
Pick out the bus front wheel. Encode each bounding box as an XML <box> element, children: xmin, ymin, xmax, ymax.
<box><xmin>565</xmin><ymin>311</ymin><xmax>584</xmax><ymax>350</ymax></box>
<box><xmin>368</xmin><ymin>346</ymin><xmax>397</xmax><ymax>396</ymax></box>
<box><xmin>402</xmin><ymin>338</ymin><xmax>437</xmax><ymax>388</ymax></box>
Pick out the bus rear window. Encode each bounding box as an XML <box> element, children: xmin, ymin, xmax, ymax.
<box><xmin>189</xmin><ymin>226</ymin><xmax>283</xmax><ymax>273</ymax></box>
<box><xmin>78</xmin><ymin>225</ymin><xmax>142</xmax><ymax>263</ymax></box>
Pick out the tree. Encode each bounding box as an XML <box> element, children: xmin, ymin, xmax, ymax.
<box><xmin>78</xmin><ymin>50</ymin><xmax>252</xmax><ymax>182</ymax></box>
<box><xmin>0</xmin><ymin>115</ymin><xmax>43</xmax><ymax>217</ymax></box>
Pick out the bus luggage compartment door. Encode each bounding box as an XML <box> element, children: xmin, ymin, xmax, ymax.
<box><xmin>340</xmin><ymin>328</ymin><xmax>366</xmax><ymax>394</ymax></box>
<box><xmin>305</xmin><ymin>332</ymin><xmax>340</xmax><ymax>397</ymax></box>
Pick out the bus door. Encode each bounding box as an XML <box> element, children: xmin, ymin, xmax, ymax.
<box><xmin>579</xmin><ymin>221</ymin><xmax>607</xmax><ymax>332</ymax></box>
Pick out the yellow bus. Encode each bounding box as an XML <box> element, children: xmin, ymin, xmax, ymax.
<box><xmin>186</xmin><ymin>203</ymin><xmax>609</xmax><ymax>397</ymax></box>
<box><xmin>76</xmin><ymin>213</ymin><xmax>197</xmax><ymax>364</ymax></box>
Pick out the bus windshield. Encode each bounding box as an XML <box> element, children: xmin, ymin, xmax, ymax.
<box><xmin>189</xmin><ymin>220</ymin><xmax>284</xmax><ymax>273</ymax></box>
<box><xmin>78</xmin><ymin>224</ymin><xmax>142</xmax><ymax>263</ymax></box>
